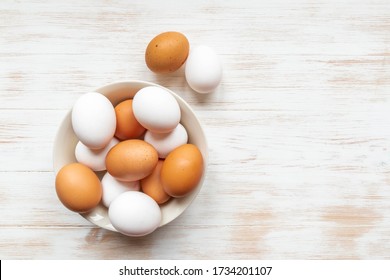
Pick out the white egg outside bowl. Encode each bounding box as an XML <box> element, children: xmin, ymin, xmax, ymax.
<box><xmin>53</xmin><ymin>80</ymin><xmax>208</xmax><ymax>233</ymax></box>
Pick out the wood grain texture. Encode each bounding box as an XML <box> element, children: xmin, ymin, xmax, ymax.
<box><xmin>1</xmin><ymin>0</ymin><xmax>390</xmax><ymax>259</ymax></box>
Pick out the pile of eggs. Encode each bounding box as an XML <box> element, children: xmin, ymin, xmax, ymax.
<box><xmin>55</xmin><ymin>86</ymin><xmax>204</xmax><ymax>237</ymax></box>
<box><xmin>55</xmin><ymin>30</ymin><xmax>220</xmax><ymax>237</ymax></box>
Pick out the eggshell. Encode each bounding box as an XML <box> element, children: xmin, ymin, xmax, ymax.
<box><xmin>161</xmin><ymin>144</ymin><xmax>204</xmax><ymax>197</ymax></box>
<box><xmin>101</xmin><ymin>172</ymin><xmax>140</xmax><ymax>208</ymax></box>
<box><xmin>145</xmin><ymin>31</ymin><xmax>189</xmax><ymax>73</ymax></box>
<box><xmin>106</xmin><ymin>139</ymin><xmax>158</xmax><ymax>181</ymax></box>
<box><xmin>75</xmin><ymin>137</ymin><xmax>119</xmax><ymax>171</ymax></box>
<box><xmin>72</xmin><ymin>92</ymin><xmax>116</xmax><ymax>149</ymax></box>
<box><xmin>185</xmin><ymin>45</ymin><xmax>222</xmax><ymax>94</ymax></box>
<box><xmin>114</xmin><ymin>99</ymin><xmax>146</xmax><ymax>140</ymax></box>
<box><xmin>144</xmin><ymin>123</ymin><xmax>188</xmax><ymax>159</ymax></box>
<box><xmin>109</xmin><ymin>191</ymin><xmax>162</xmax><ymax>237</ymax></box>
<box><xmin>132</xmin><ymin>86</ymin><xmax>181</xmax><ymax>133</ymax></box>
<box><xmin>141</xmin><ymin>160</ymin><xmax>171</xmax><ymax>204</ymax></box>
<box><xmin>55</xmin><ymin>163</ymin><xmax>102</xmax><ymax>213</ymax></box>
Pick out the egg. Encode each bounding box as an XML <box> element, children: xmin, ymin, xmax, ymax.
<box><xmin>72</xmin><ymin>92</ymin><xmax>116</xmax><ymax>149</ymax></box>
<box><xmin>114</xmin><ymin>99</ymin><xmax>146</xmax><ymax>140</ymax></box>
<box><xmin>106</xmin><ymin>139</ymin><xmax>158</xmax><ymax>181</ymax></box>
<box><xmin>75</xmin><ymin>137</ymin><xmax>119</xmax><ymax>171</ymax></box>
<box><xmin>145</xmin><ymin>31</ymin><xmax>189</xmax><ymax>73</ymax></box>
<box><xmin>55</xmin><ymin>163</ymin><xmax>102</xmax><ymax>213</ymax></box>
<box><xmin>144</xmin><ymin>123</ymin><xmax>188</xmax><ymax>158</ymax></box>
<box><xmin>185</xmin><ymin>45</ymin><xmax>222</xmax><ymax>94</ymax></box>
<box><xmin>109</xmin><ymin>191</ymin><xmax>162</xmax><ymax>237</ymax></box>
<box><xmin>132</xmin><ymin>86</ymin><xmax>181</xmax><ymax>133</ymax></box>
<box><xmin>141</xmin><ymin>160</ymin><xmax>171</xmax><ymax>204</ymax></box>
<box><xmin>161</xmin><ymin>144</ymin><xmax>204</xmax><ymax>197</ymax></box>
<box><xmin>101</xmin><ymin>172</ymin><xmax>140</xmax><ymax>208</ymax></box>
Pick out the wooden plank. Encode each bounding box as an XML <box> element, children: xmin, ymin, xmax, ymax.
<box><xmin>1</xmin><ymin>225</ymin><xmax>389</xmax><ymax>259</ymax></box>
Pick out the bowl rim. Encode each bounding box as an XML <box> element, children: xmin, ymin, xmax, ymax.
<box><xmin>52</xmin><ymin>79</ymin><xmax>209</xmax><ymax>233</ymax></box>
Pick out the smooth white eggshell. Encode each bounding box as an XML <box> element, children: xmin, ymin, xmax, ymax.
<box><xmin>132</xmin><ymin>86</ymin><xmax>181</xmax><ymax>133</ymax></box>
<box><xmin>72</xmin><ymin>92</ymin><xmax>116</xmax><ymax>149</ymax></box>
<box><xmin>185</xmin><ymin>45</ymin><xmax>222</xmax><ymax>94</ymax></box>
<box><xmin>101</xmin><ymin>172</ymin><xmax>140</xmax><ymax>208</ymax></box>
<box><xmin>108</xmin><ymin>191</ymin><xmax>161</xmax><ymax>237</ymax></box>
<box><xmin>75</xmin><ymin>138</ymin><xmax>119</xmax><ymax>171</ymax></box>
<box><xmin>144</xmin><ymin>123</ymin><xmax>188</xmax><ymax>158</ymax></box>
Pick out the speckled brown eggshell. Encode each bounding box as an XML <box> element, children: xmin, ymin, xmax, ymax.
<box><xmin>145</xmin><ymin>31</ymin><xmax>190</xmax><ymax>73</ymax></box>
<box><xmin>106</xmin><ymin>139</ymin><xmax>158</xmax><ymax>182</ymax></box>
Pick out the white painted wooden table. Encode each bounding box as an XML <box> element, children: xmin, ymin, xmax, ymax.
<box><xmin>1</xmin><ymin>0</ymin><xmax>390</xmax><ymax>259</ymax></box>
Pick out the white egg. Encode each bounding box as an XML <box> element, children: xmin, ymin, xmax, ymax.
<box><xmin>75</xmin><ymin>138</ymin><xmax>119</xmax><ymax>171</ymax></box>
<box><xmin>144</xmin><ymin>123</ymin><xmax>188</xmax><ymax>158</ymax></box>
<box><xmin>101</xmin><ymin>172</ymin><xmax>140</xmax><ymax>208</ymax></box>
<box><xmin>109</xmin><ymin>191</ymin><xmax>161</xmax><ymax>237</ymax></box>
<box><xmin>132</xmin><ymin>86</ymin><xmax>180</xmax><ymax>133</ymax></box>
<box><xmin>72</xmin><ymin>92</ymin><xmax>116</xmax><ymax>149</ymax></box>
<box><xmin>185</xmin><ymin>45</ymin><xmax>222</xmax><ymax>94</ymax></box>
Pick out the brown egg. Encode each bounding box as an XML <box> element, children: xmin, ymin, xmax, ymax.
<box><xmin>141</xmin><ymin>160</ymin><xmax>171</xmax><ymax>204</ymax></box>
<box><xmin>161</xmin><ymin>144</ymin><xmax>204</xmax><ymax>197</ymax></box>
<box><xmin>114</xmin><ymin>99</ymin><xmax>146</xmax><ymax>140</ymax></box>
<box><xmin>106</xmin><ymin>139</ymin><xmax>158</xmax><ymax>181</ymax></box>
<box><xmin>145</xmin><ymin>31</ymin><xmax>190</xmax><ymax>73</ymax></box>
<box><xmin>55</xmin><ymin>163</ymin><xmax>102</xmax><ymax>213</ymax></box>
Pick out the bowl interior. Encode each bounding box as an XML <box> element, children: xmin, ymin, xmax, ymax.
<box><xmin>53</xmin><ymin>80</ymin><xmax>208</xmax><ymax>231</ymax></box>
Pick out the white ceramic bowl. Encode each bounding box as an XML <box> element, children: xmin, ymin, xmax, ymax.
<box><xmin>53</xmin><ymin>80</ymin><xmax>208</xmax><ymax>233</ymax></box>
